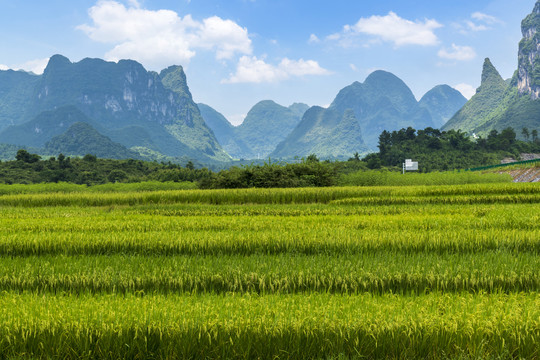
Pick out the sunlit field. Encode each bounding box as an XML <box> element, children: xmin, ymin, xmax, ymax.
<box><xmin>0</xmin><ymin>182</ymin><xmax>539</xmax><ymax>359</ymax></box>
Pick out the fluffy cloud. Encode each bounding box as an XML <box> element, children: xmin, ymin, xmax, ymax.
<box><xmin>0</xmin><ymin>64</ymin><xmax>8</xmax><ymax>71</ymax></box>
<box><xmin>454</xmin><ymin>83</ymin><xmax>476</xmax><ymax>99</ymax></box>
<box><xmin>223</xmin><ymin>56</ymin><xmax>330</xmax><ymax>84</ymax></box>
<box><xmin>78</xmin><ymin>0</ymin><xmax>252</xmax><ymax>67</ymax></box>
<box><xmin>438</xmin><ymin>44</ymin><xmax>476</xmax><ymax>61</ymax></box>
<box><xmin>331</xmin><ymin>12</ymin><xmax>442</xmax><ymax>47</ymax></box>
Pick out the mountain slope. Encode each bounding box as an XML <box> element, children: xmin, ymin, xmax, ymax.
<box><xmin>0</xmin><ymin>106</ymin><xmax>96</xmax><ymax>147</ymax></box>
<box><xmin>419</xmin><ymin>85</ymin><xmax>467</xmax><ymax>128</ymax></box>
<box><xmin>271</xmin><ymin>107</ymin><xmax>367</xmax><ymax>159</ymax></box>
<box><xmin>329</xmin><ymin>70</ymin><xmax>435</xmax><ymax>149</ymax></box>
<box><xmin>159</xmin><ymin>65</ymin><xmax>230</xmax><ymax>160</ymax></box>
<box><xmin>197</xmin><ymin>103</ymin><xmax>251</xmax><ymax>158</ymax></box>
<box><xmin>45</xmin><ymin>122</ymin><xmax>140</xmax><ymax>159</ymax></box>
<box><xmin>0</xmin><ymin>70</ymin><xmax>40</xmax><ymax>130</ymax></box>
<box><xmin>442</xmin><ymin>58</ymin><xmax>509</xmax><ymax>133</ymax></box>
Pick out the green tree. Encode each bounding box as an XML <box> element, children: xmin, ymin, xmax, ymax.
<box><xmin>522</xmin><ymin>127</ymin><xmax>530</xmax><ymax>141</ymax></box>
<box><xmin>15</xmin><ymin>149</ymin><xmax>40</xmax><ymax>163</ymax></box>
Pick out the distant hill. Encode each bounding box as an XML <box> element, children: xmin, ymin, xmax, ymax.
<box><xmin>45</xmin><ymin>122</ymin><xmax>141</xmax><ymax>159</ymax></box>
<box><xmin>271</xmin><ymin>107</ymin><xmax>367</xmax><ymax>159</ymax></box>
<box><xmin>199</xmin><ymin>101</ymin><xmax>309</xmax><ymax>160</ymax></box>
<box><xmin>234</xmin><ymin>100</ymin><xmax>308</xmax><ymax>159</ymax></box>
<box><xmin>419</xmin><ymin>85</ymin><xmax>467</xmax><ymax>128</ymax></box>
<box><xmin>329</xmin><ymin>70</ymin><xmax>436</xmax><ymax>149</ymax></box>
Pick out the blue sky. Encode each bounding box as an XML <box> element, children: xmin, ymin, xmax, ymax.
<box><xmin>0</xmin><ymin>0</ymin><xmax>536</xmax><ymax>124</ymax></box>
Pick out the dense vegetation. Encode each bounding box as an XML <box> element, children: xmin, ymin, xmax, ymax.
<box><xmin>0</xmin><ymin>150</ymin><xmax>211</xmax><ymax>185</ymax></box>
<box><xmin>367</xmin><ymin>126</ymin><xmax>540</xmax><ymax>172</ymax></box>
<box><xmin>0</xmin><ymin>183</ymin><xmax>538</xmax><ymax>358</ymax></box>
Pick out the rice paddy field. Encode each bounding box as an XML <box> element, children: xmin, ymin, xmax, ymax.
<box><xmin>0</xmin><ymin>182</ymin><xmax>539</xmax><ymax>359</ymax></box>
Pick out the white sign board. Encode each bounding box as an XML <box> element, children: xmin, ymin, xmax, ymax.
<box><xmin>405</xmin><ymin>159</ymin><xmax>418</xmax><ymax>171</ymax></box>
<box><xmin>403</xmin><ymin>159</ymin><xmax>418</xmax><ymax>173</ymax></box>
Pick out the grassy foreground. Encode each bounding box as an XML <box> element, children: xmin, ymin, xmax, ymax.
<box><xmin>0</xmin><ymin>182</ymin><xmax>538</xmax><ymax>359</ymax></box>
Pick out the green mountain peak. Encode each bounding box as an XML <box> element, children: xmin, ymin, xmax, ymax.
<box><xmin>442</xmin><ymin>59</ymin><xmax>508</xmax><ymax>133</ymax></box>
<box><xmin>480</xmin><ymin>58</ymin><xmax>506</xmax><ymax>91</ymax></box>
<box><xmin>160</xmin><ymin>65</ymin><xmax>192</xmax><ymax>100</ymax></box>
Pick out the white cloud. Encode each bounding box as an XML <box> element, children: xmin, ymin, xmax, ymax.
<box><xmin>0</xmin><ymin>64</ymin><xmax>8</xmax><ymax>71</ymax></box>
<box><xmin>457</xmin><ymin>12</ymin><xmax>502</xmax><ymax>34</ymax></box>
<box><xmin>308</xmin><ymin>34</ymin><xmax>320</xmax><ymax>44</ymax></box>
<box><xmin>471</xmin><ymin>12</ymin><xmax>501</xmax><ymax>24</ymax></box>
<box><xmin>78</xmin><ymin>1</ymin><xmax>252</xmax><ymax>68</ymax></box>
<box><xmin>196</xmin><ymin>16</ymin><xmax>252</xmax><ymax>60</ymax></box>
<box><xmin>349</xmin><ymin>64</ymin><xmax>358</xmax><ymax>72</ymax></box>
<box><xmin>223</xmin><ymin>56</ymin><xmax>330</xmax><ymax>84</ymax></box>
<box><xmin>438</xmin><ymin>44</ymin><xmax>476</xmax><ymax>61</ymax></box>
<box><xmin>331</xmin><ymin>12</ymin><xmax>442</xmax><ymax>47</ymax></box>
<box><xmin>454</xmin><ymin>83</ymin><xmax>476</xmax><ymax>99</ymax></box>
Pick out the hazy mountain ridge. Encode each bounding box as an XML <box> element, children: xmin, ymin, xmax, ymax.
<box><xmin>1</xmin><ymin>55</ymin><xmax>468</xmax><ymax>163</ymax></box>
<box><xmin>419</xmin><ymin>85</ymin><xmax>467</xmax><ymax>128</ymax></box>
<box><xmin>200</xmin><ymin>101</ymin><xmax>309</xmax><ymax>159</ymax></box>
<box><xmin>0</xmin><ymin>70</ymin><xmax>39</xmax><ymax>130</ymax></box>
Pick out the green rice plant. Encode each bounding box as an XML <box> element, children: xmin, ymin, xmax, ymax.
<box><xmin>0</xmin><ymin>182</ymin><xmax>538</xmax><ymax>359</ymax></box>
<box><xmin>0</xmin><ymin>292</ymin><xmax>538</xmax><ymax>359</ymax></box>
<box><xmin>0</xmin><ymin>252</ymin><xmax>538</xmax><ymax>295</ymax></box>
<box><xmin>0</xmin><ymin>183</ymin><xmax>538</xmax><ymax>207</ymax></box>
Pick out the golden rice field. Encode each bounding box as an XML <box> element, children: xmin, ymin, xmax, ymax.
<box><xmin>0</xmin><ymin>182</ymin><xmax>539</xmax><ymax>359</ymax></box>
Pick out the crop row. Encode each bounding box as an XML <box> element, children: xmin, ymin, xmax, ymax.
<box><xmin>0</xmin><ymin>292</ymin><xmax>538</xmax><ymax>359</ymax></box>
<box><xmin>0</xmin><ymin>252</ymin><xmax>538</xmax><ymax>295</ymax></box>
<box><xmin>1</xmin><ymin>226</ymin><xmax>539</xmax><ymax>256</ymax></box>
<box><xmin>0</xmin><ymin>183</ymin><xmax>538</xmax><ymax>207</ymax></box>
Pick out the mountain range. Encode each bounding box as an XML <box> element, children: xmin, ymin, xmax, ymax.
<box><xmin>199</xmin><ymin>73</ymin><xmax>466</xmax><ymax>159</ymax></box>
